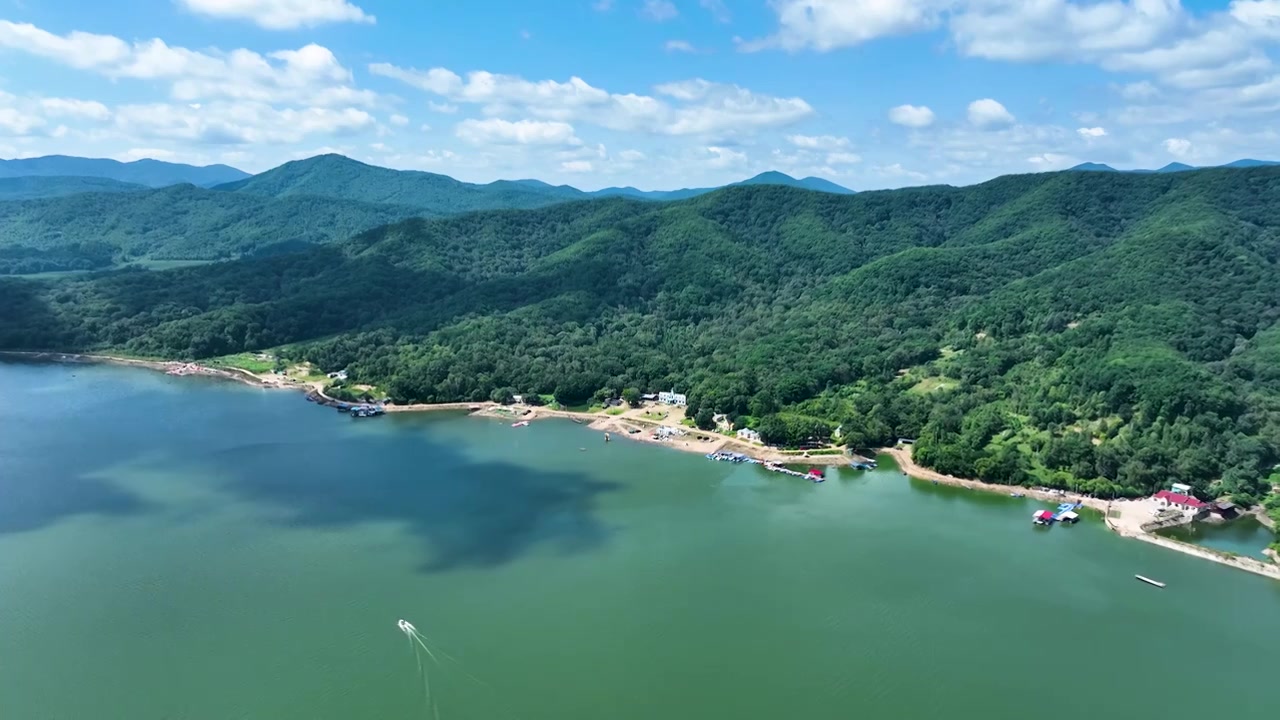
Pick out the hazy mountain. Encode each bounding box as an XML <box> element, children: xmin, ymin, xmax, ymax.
<box><xmin>217</xmin><ymin>154</ymin><xmax>582</xmax><ymax>214</ymax></box>
<box><xmin>1070</xmin><ymin>159</ymin><xmax>1279</xmax><ymax>174</ymax></box>
<box><xmin>0</xmin><ymin>155</ymin><xmax>249</xmax><ymax>188</ymax></box>
<box><xmin>592</xmin><ymin>171</ymin><xmax>854</xmax><ymax>200</ymax></box>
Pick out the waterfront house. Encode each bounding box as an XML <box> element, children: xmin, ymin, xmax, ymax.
<box><xmin>737</xmin><ymin>428</ymin><xmax>761</xmax><ymax>443</ymax></box>
<box><xmin>326</xmin><ymin>370</ymin><xmax>349</xmax><ymax>381</ymax></box>
<box><xmin>641</xmin><ymin>393</ymin><xmax>659</xmax><ymax>401</ymax></box>
<box><xmin>658</xmin><ymin>390</ymin><xmax>688</xmax><ymax>407</ymax></box>
<box><xmin>1153</xmin><ymin>490</ymin><xmax>1208</xmax><ymax>518</ymax></box>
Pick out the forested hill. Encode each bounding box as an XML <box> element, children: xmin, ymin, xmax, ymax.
<box><xmin>0</xmin><ymin>176</ymin><xmax>146</xmax><ymax>201</ymax></box>
<box><xmin>4</xmin><ymin>166</ymin><xmax>1280</xmax><ymax>502</ymax></box>
<box><xmin>0</xmin><ymin>184</ymin><xmax>420</xmax><ymax>272</ymax></box>
<box><xmin>217</xmin><ymin>154</ymin><xmax>584</xmax><ymax>213</ymax></box>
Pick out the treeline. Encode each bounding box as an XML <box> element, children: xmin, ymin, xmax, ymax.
<box><xmin>4</xmin><ymin>167</ymin><xmax>1280</xmax><ymax>502</ymax></box>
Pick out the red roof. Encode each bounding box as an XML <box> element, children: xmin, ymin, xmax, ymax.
<box><xmin>1154</xmin><ymin>490</ymin><xmax>1206</xmax><ymax>508</ymax></box>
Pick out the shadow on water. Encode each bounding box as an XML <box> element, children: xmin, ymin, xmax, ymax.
<box><xmin>214</xmin><ymin>431</ymin><xmax>619</xmax><ymax>573</ymax></box>
<box><xmin>0</xmin><ymin>472</ymin><xmax>150</xmax><ymax>536</ymax></box>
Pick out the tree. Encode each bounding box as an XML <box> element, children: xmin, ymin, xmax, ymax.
<box><xmin>694</xmin><ymin>407</ymin><xmax>716</xmax><ymax>430</ymax></box>
<box><xmin>622</xmin><ymin>387</ymin><xmax>643</xmax><ymax>407</ymax></box>
<box><xmin>490</xmin><ymin>386</ymin><xmax>515</xmax><ymax>404</ymax></box>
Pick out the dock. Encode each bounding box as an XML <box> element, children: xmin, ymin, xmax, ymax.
<box><xmin>1053</xmin><ymin>502</ymin><xmax>1082</xmax><ymax>523</ymax></box>
<box><xmin>1135</xmin><ymin>575</ymin><xmax>1166</xmax><ymax>588</ymax></box>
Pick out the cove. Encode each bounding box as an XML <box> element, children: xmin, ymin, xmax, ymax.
<box><xmin>1</xmin><ymin>361</ymin><xmax>1276</xmax><ymax>720</ymax></box>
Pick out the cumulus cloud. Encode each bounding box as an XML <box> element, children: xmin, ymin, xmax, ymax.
<box><xmin>178</xmin><ymin>0</ymin><xmax>374</xmax><ymax>29</ymax></box>
<box><xmin>968</xmin><ymin>98</ymin><xmax>1015</xmax><ymax>128</ymax></box>
<box><xmin>740</xmin><ymin>0</ymin><xmax>947</xmax><ymax>52</ymax></box>
<box><xmin>1163</xmin><ymin>136</ymin><xmax>1193</xmax><ymax>156</ymax></box>
<box><xmin>0</xmin><ymin>22</ymin><xmax>376</xmax><ymax>108</ymax></box>
<box><xmin>389</xmin><ymin>113</ymin><xmax>409</xmax><ymax>126</ymax></box>
<box><xmin>114</xmin><ymin>102</ymin><xmax>375</xmax><ymax>144</ymax></box>
<box><xmin>371</xmin><ymin>64</ymin><xmax>814</xmax><ymax>137</ymax></box>
<box><xmin>888</xmin><ymin>103</ymin><xmax>936</xmax><ymax>127</ymax></box>
<box><xmin>1077</xmin><ymin>126</ymin><xmax>1108</xmax><ymax>137</ymax></box>
<box><xmin>1027</xmin><ymin>152</ymin><xmax>1079</xmax><ymax>169</ymax></box>
<box><xmin>560</xmin><ymin>160</ymin><xmax>593</xmax><ymax>172</ymax></box>
<box><xmin>454</xmin><ymin>118</ymin><xmax>582</xmax><ymax>146</ymax></box>
<box><xmin>706</xmin><ymin>145</ymin><xmax>747</xmax><ymax>169</ymax></box>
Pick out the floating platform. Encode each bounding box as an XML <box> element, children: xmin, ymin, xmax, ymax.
<box><xmin>1135</xmin><ymin>575</ymin><xmax>1166</xmax><ymax>588</ymax></box>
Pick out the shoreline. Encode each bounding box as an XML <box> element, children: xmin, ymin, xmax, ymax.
<box><xmin>885</xmin><ymin>445</ymin><xmax>1278</xmax><ymax>581</ymax></box>
<box><xmin>7</xmin><ymin>351</ymin><xmax>1277</xmax><ymax>577</ymax></box>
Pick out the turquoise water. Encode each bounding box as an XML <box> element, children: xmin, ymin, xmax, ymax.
<box><xmin>1160</xmin><ymin>516</ymin><xmax>1276</xmax><ymax>558</ymax></box>
<box><xmin>1</xmin><ymin>361</ymin><xmax>1277</xmax><ymax>720</ymax></box>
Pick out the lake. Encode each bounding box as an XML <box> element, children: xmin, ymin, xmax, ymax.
<box><xmin>1</xmin><ymin>361</ymin><xmax>1276</xmax><ymax>720</ymax></box>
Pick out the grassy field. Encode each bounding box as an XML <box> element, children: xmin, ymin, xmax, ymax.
<box><xmin>207</xmin><ymin>352</ymin><xmax>278</xmax><ymax>374</ymax></box>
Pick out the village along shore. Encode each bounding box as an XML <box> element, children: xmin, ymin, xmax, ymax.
<box><xmin>7</xmin><ymin>350</ymin><xmax>1277</xmax><ymax>578</ymax></box>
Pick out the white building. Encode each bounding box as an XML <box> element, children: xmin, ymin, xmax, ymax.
<box><xmin>658</xmin><ymin>390</ymin><xmax>687</xmax><ymax>406</ymax></box>
<box><xmin>737</xmin><ymin>428</ymin><xmax>761</xmax><ymax>443</ymax></box>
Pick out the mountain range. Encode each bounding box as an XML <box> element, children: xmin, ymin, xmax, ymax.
<box><xmin>0</xmin><ymin>155</ymin><xmax>250</xmax><ymax>187</ymax></box>
<box><xmin>4</xmin><ymin>165</ymin><xmax>1278</xmax><ymax>503</ymax></box>
<box><xmin>1069</xmin><ymin>158</ymin><xmax>1280</xmax><ymax>174</ymax></box>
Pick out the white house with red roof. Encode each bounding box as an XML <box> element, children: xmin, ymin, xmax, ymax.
<box><xmin>1153</xmin><ymin>489</ymin><xmax>1208</xmax><ymax>517</ymax></box>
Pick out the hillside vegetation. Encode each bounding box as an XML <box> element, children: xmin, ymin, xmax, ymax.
<box><xmin>0</xmin><ymin>176</ymin><xmax>146</xmax><ymax>201</ymax></box>
<box><xmin>4</xmin><ymin>167</ymin><xmax>1279</xmax><ymax>502</ymax></box>
<box><xmin>0</xmin><ymin>184</ymin><xmax>422</xmax><ymax>272</ymax></box>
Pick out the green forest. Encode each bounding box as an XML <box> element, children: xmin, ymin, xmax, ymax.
<box><xmin>4</xmin><ymin>166</ymin><xmax>1280</xmax><ymax>503</ymax></box>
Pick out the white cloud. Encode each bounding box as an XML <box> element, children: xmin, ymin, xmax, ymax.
<box><xmin>826</xmin><ymin>151</ymin><xmax>863</xmax><ymax>165</ymax></box>
<box><xmin>951</xmin><ymin>0</ymin><xmax>1183</xmax><ymax>64</ymax></box>
<box><xmin>665</xmin><ymin>40</ymin><xmax>699</xmax><ymax>53</ymax></box>
<box><xmin>455</xmin><ymin>118</ymin><xmax>582</xmax><ymax>146</ymax></box>
<box><xmin>419</xmin><ymin>123</ymin><xmax>432</xmax><ymax>132</ymax></box>
<box><xmin>1119</xmin><ymin>80</ymin><xmax>1160</xmax><ymax>99</ymax></box>
<box><xmin>706</xmin><ymin>145</ymin><xmax>747</xmax><ymax>169</ymax></box>
<box><xmin>787</xmin><ymin>134</ymin><xmax>851</xmax><ymax>149</ymax></box>
<box><xmin>1163</xmin><ymin>136</ymin><xmax>1193</xmax><ymax>157</ymax></box>
<box><xmin>178</xmin><ymin>0</ymin><xmax>374</xmax><ymax>29</ymax></box>
<box><xmin>389</xmin><ymin>113</ymin><xmax>410</xmax><ymax>126</ymax></box>
<box><xmin>0</xmin><ymin>107</ymin><xmax>43</xmax><ymax>135</ymax></box>
<box><xmin>372</xmin><ymin>65</ymin><xmax>813</xmax><ymax>137</ymax></box>
<box><xmin>0</xmin><ymin>22</ymin><xmax>375</xmax><ymax>108</ymax></box>
<box><xmin>701</xmin><ymin>0</ymin><xmax>732</xmax><ymax>23</ymax></box>
<box><xmin>875</xmin><ymin>162</ymin><xmax>928</xmax><ymax>180</ymax></box>
<box><xmin>641</xmin><ymin>0</ymin><xmax>679</xmax><ymax>22</ymax></box>
<box><xmin>114</xmin><ymin>102</ymin><xmax>375</xmax><ymax>144</ymax></box>
<box><xmin>427</xmin><ymin>101</ymin><xmax>458</xmax><ymax>114</ymax></box>
<box><xmin>39</xmin><ymin>97</ymin><xmax>111</xmax><ymax>120</ymax></box>
<box><xmin>741</xmin><ymin>0</ymin><xmax>947</xmax><ymax>52</ymax></box>
<box><xmin>1027</xmin><ymin>152</ymin><xmax>1079</xmax><ymax>169</ymax></box>
<box><xmin>968</xmin><ymin>98</ymin><xmax>1015</xmax><ymax>128</ymax></box>
<box><xmin>1077</xmin><ymin>126</ymin><xmax>1108</xmax><ymax>138</ymax></box>
<box><xmin>618</xmin><ymin>149</ymin><xmax>646</xmax><ymax>161</ymax></box>
<box><xmin>888</xmin><ymin>103</ymin><xmax>936</xmax><ymax>127</ymax></box>
<box><xmin>560</xmin><ymin>160</ymin><xmax>593</xmax><ymax>172</ymax></box>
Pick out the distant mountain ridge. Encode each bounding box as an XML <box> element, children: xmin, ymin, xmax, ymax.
<box><xmin>0</xmin><ymin>155</ymin><xmax>249</xmax><ymax>188</ymax></box>
<box><xmin>215</xmin><ymin>154</ymin><xmax>854</xmax><ymax>213</ymax></box>
<box><xmin>1069</xmin><ymin>158</ymin><xmax>1280</xmax><ymax>174</ymax></box>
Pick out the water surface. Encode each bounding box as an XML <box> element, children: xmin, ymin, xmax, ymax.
<box><xmin>1</xmin><ymin>361</ymin><xmax>1276</xmax><ymax>719</ymax></box>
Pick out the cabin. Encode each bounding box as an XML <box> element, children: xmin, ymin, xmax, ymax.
<box><xmin>1153</xmin><ymin>490</ymin><xmax>1208</xmax><ymax>518</ymax></box>
<box><xmin>512</xmin><ymin>394</ymin><xmax>524</xmax><ymax>404</ymax></box>
<box><xmin>641</xmin><ymin>393</ymin><xmax>659</xmax><ymax>401</ymax></box>
<box><xmin>658</xmin><ymin>390</ymin><xmax>687</xmax><ymax>407</ymax></box>
<box><xmin>737</xmin><ymin>428</ymin><xmax>762</xmax><ymax>443</ymax></box>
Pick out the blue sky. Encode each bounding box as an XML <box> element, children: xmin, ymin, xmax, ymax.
<box><xmin>1</xmin><ymin>0</ymin><xmax>1279</xmax><ymax>189</ymax></box>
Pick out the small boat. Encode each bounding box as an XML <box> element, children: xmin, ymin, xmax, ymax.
<box><xmin>1135</xmin><ymin>575</ymin><xmax>1166</xmax><ymax>588</ymax></box>
<box><xmin>511</xmin><ymin>420</ymin><xmax>529</xmax><ymax>427</ymax></box>
<box><xmin>571</xmin><ymin>418</ymin><xmax>584</xmax><ymax>424</ymax></box>
<box><xmin>1010</xmin><ymin>492</ymin><xmax>1024</xmax><ymax>498</ymax></box>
